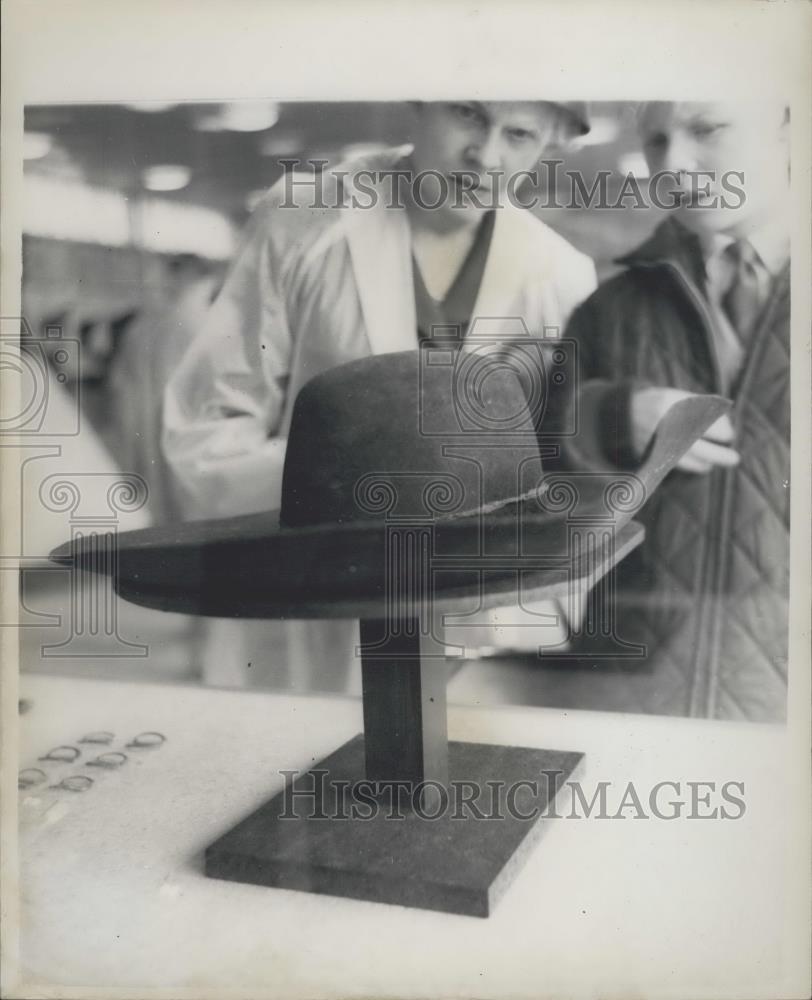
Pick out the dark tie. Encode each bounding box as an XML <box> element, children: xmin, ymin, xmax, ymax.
<box><xmin>721</xmin><ymin>239</ymin><xmax>762</xmax><ymax>345</ymax></box>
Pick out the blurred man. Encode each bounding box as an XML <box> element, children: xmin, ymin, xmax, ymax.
<box><xmin>108</xmin><ymin>253</ymin><xmax>222</xmax><ymax>523</ymax></box>
<box><xmin>163</xmin><ymin>101</ymin><xmax>598</xmax><ymax>691</ymax></box>
<box><xmin>544</xmin><ymin>101</ymin><xmax>790</xmax><ymax>720</ymax></box>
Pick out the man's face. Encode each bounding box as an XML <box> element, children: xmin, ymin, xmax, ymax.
<box><xmin>640</xmin><ymin>101</ymin><xmax>789</xmax><ymax>237</ymax></box>
<box><xmin>409</xmin><ymin>101</ymin><xmax>560</xmax><ymax>224</ymax></box>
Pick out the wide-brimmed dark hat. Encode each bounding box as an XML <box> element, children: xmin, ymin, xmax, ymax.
<box><xmin>51</xmin><ymin>349</ymin><xmax>727</xmax><ymax>619</ymax></box>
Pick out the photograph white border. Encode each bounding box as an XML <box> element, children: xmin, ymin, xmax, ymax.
<box><xmin>2</xmin><ymin>2</ymin><xmax>810</xmax><ymax>997</ymax></box>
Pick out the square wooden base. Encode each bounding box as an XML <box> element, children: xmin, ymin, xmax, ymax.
<box><xmin>206</xmin><ymin>735</ymin><xmax>582</xmax><ymax>917</ymax></box>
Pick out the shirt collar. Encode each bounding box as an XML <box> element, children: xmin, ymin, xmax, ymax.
<box><xmin>697</xmin><ymin>208</ymin><xmax>790</xmax><ymax>277</ymax></box>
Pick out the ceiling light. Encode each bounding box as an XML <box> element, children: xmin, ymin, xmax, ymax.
<box><xmin>194</xmin><ymin>102</ymin><xmax>280</xmax><ymax>133</ymax></box>
<box><xmin>142</xmin><ymin>165</ymin><xmax>192</xmax><ymax>192</ymax></box>
<box><xmin>24</xmin><ymin>132</ymin><xmax>53</xmax><ymax>160</ymax></box>
<box><xmin>259</xmin><ymin>133</ymin><xmax>304</xmax><ymax>157</ymax></box>
<box><xmin>125</xmin><ymin>102</ymin><xmax>180</xmax><ymax>113</ymax></box>
<box><xmin>340</xmin><ymin>143</ymin><xmax>389</xmax><ymax>161</ymax></box>
<box><xmin>226</xmin><ymin>102</ymin><xmax>280</xmax><ymax>131</ymax></box>
<box><xmin>24</xmin><ymin>175</ymin><xmax>130</xmax><ymax>246</ymax></box>
<box><xmin>140</xmin><ymin>198</ymin><xmax>236</xmax><ymax>260</ymax></box>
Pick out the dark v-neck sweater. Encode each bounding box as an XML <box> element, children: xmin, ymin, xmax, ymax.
<box><xmin>412</xmin><ymin>211</ymin><xmax>496</xmax><ymax>344</ymax></box>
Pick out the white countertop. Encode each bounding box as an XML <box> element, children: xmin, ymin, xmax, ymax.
<box><xmin>9</xmin><ymin>673</ymin><xmax>808</xmax><ymax>999</ymax></box>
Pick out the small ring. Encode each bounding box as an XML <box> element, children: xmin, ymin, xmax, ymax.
<box><xmin>38</xmin><ymin>745</ymin><xmax>81</xmax><ymax>763</ymax></box>
<box><xmin>18</xmin><ymin>768</ymin><xmax>47</xmax><ymax>789</ymax></box>
<box><xmin>79</xmin><ymin>731</ymin><xmax>115</xmax><ymax>745</ymax></box>
<box><xmin>126</xmin><ymin>731</ymin><xmax>166</xmax><ymax>749</ymax></box>
<box><xmin>86</xmin><ymin>751</ymin><xmax>128</xmax><ymax>769</ymax></box>
<box><xmin>52</xmin><ymin>775</ymin><xmax>93</xmax><ymax>793</ymax></box>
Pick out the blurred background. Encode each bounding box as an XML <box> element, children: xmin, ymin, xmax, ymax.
<box><xmin>17</xmin><ymin>99</ymin><xmax>662</xmax><ymax>696</ymax></box>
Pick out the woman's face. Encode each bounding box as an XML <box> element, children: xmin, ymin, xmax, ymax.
<box><xmin>408</xmin><ymin>102</ymin><xmax>560</xmax><ymax>223</ymax></box>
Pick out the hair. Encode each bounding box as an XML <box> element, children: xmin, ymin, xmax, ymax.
<box><xmin>632</xmin><ymin>100</ymin><xmax>790</xmax><ymax>133</ymax></box>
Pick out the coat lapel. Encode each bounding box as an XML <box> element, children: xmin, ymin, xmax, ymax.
<box><xmin>620</xmin><ymin>217</ymin><xmax>707</xmax><ymax>289</ymax></box>
<box><xmin>468</xmin><ymin>205</ymin><xmax>535</xmax><ymax>339</ymax></box>
<box><xmin>346</xmin><ymin>176</ymin><xmax>540</xmax><ymax>352</ymax></box>
<box><xmin>345</xmin><ymin>183</ymin><xmax>417</xmax><ymax>357</ymax></box>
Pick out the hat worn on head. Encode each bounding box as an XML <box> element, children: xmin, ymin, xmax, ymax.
<box><xmin>544</xmin><ymin>100</ymin><xmax>591</xmax><ymax>138</ymax></box>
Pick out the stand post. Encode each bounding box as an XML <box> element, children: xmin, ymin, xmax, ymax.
<box><xmin>359</xmin><ymin>616</ymin><xmax>448</xmax><ymax>787</ymax></box>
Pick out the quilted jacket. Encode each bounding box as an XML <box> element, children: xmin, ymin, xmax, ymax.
<box><xmin>538</xmin><ymin>218</ymin><xmax>790</xmax><ymax>722</ymax></box>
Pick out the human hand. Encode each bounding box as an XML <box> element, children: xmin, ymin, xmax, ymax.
<box><xmin>630</xmin><ymin>387</ymin><xmax>739</xmax><ymax>473</ymax></box>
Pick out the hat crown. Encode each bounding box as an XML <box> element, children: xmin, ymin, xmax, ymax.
<box><xmin>280</xmin><ymin>349</ymin><xmax>544</xmax><ymax>528</ymax></box>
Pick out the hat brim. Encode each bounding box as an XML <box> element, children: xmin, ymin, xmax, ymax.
<box><xmin>50</xmin><ymin>394</ymin><xmax>728</xmax><ymax>620</ymax></box>
<box><xmin>49</xmin><ymin>494</ymin><xmax>614</xmax><ymax>612</ymax></box>
<box><xmin>109</xmin><ymin>519</ymin><xmax>644</xmax><ymax>619</ymax></box>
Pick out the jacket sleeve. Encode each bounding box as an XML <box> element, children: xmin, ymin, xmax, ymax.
<box><xmin>558</xmin><ymin>291</ymin><xmax>647</xmax><ymax>472</ymax></box>
<box><xmin>162</xmin><ymin>197</ymin><xmax>293</xmax><ymax>520</ymax></box>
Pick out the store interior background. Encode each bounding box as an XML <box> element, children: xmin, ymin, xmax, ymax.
<box><xmin>18</xmin><ymin>100</ymin><xmax>663</xmax><ymax>699</ymax></box>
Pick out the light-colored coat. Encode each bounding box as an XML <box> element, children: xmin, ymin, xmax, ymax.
<box><xmin>162</xmin><ymin>148</ymin><xmax>597</xmax><ymax>689</ymax></box>
<box><xmin>163</xmin><ymin>147</ymin><xmax>596</xmax><ymax>517</ymax></box>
